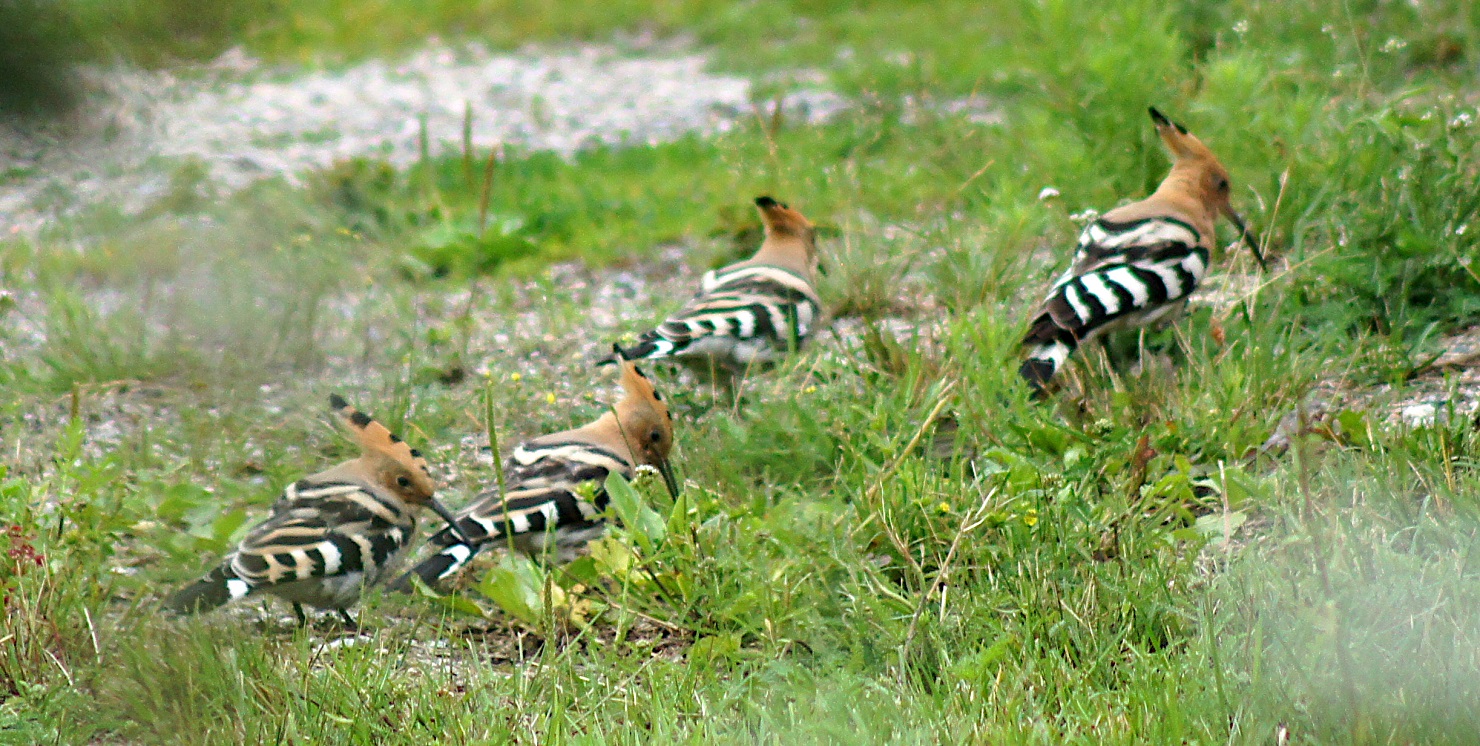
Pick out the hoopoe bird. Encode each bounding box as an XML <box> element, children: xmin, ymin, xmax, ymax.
<box><xmin>390</xmin><ymin>347</ymin><xmax>677</xmax><ymax>591</ymax></box>
<box><xmin>167</xmin><ymin>395</ymin><xmax>467</xmax><ymax>627</ymax></box>
<box><xmin>1019</xmin><ymin>107</ymin><xmax>1264</xmax><ymax>391</ymax></box>
<box><xmin>615</xmin><ymin>196</ymin><xmax>823</xmax><ymax>377</ymax></box>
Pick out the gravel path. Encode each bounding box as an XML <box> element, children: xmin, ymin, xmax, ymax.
<box><xmin>0</xmin><ymin>43</ymin><xmax>843</xmax><ymax>235</ymax></box>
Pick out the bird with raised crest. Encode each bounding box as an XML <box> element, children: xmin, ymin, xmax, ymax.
<box><xmin>390</xmin><ymin>347</ymin><xmax>677</xmax><ymax>592</ymax></box>
<box><xmin>167</xmin><ymin>395</ymin><xmax>467</xmax><ymax>627</ymax></box>
<box><xmin>1019</xmin><ymin>107</ymin><xmax>1264</xmax><ymax>393</ymax></box>
<box><xmin>613</xmin><ymin>196</ymin><xmax>823</xmax><ymax>378</ymax></box>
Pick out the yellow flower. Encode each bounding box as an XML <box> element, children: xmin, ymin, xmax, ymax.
<box><xmin>1023</xmin><ymin>509</ymin><xmax>1039</xmax><ymax>527</ymax></box>
<box><xmin>510</xmin><ymin>373</ymin><xmax>522</xmax><ymax>382</ymax></box>
<box><xmin>936</xmin><ymin>501</ymin><xmax>952</xmax><ymax>514</ymax></box>
<box><xmin>546</xmin><ymin>392</ymin><xmax>557</xmax><ymax>404</ymax></box>
<box><xmin>804</xmin><ymin>386</ymin><xmax>818</xmax><ymax>394</ymax></box>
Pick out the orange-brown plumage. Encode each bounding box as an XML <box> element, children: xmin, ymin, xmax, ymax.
<box><xmin>168</xmin><ymin>396</ymin><xmax>466</xmax><ymax>625</ymax></box>
<box><xmin>746</xmin><ymin>196</ymin><xmax>822</xmax><ymax>282</ymax></box>
<box><xmin>1018</xmin><ymin>108</ymin><xmax>1262</xmax><ymax>391</ymax></box>
<box><xmin>1136</xmin><ymin>107</ymin><xmax>1262</xmax><ymax>267</ymax></box>
<box><xmin>617</xmin><ymin>197</ymin><xmax>825</xmax><ymax>375</ymax></box>
<box><xmin>595</xmin><ymin>350</ymin><xmax>677</xmax><ymax>481</ymax></box>
<box><xmin>326</xmin><ymin>393</ymin><xmax>438</xmax><ymax>506</ymax></box>
<box><xmin>393</xmin><ymin>346</ymin><xmax>679</xmax><ymax>587</ymax></box>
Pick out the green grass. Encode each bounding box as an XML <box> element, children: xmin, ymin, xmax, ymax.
<box><xmin>4</xmin><ymin>0</ymin><xmax>1480</xmax><ymax>743</ymax></box>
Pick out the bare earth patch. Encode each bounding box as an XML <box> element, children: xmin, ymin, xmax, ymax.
<box><xmin>0</xmin><ymin>42</ymin><xmax>843</xmax><ymax>235</ymax></box>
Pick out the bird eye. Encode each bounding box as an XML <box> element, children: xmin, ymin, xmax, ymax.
<box><xmin>396</xmin><ymin>476</ymin><xmax>411</xmax><ymax>488</ymax></box>
<box><xmin>1217</xmin><ymin>177</ymin><xmax>1230</xmax><ymax>192</ymax></box>
<box><xmin>650</xmin><ymin>430</ymin><xmax>663</xmax><ymax>443</ymax></box>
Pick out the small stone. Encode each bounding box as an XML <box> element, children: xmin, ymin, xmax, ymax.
<box><xmin>1401</xmin><ymin>402</ymin><xmax>1438</xmax><ymax>426</ymax></box>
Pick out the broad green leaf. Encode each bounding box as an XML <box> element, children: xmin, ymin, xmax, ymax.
<box><xmin>666</xmin><ymin>488</ymin><xmax>695</xmax><ymax>539</ymax></box>
<box><xmin>401</xmin><ymin>574</ymin><xmax>488</xmax><ymax>617</ymax></box>
<box><xmin>562</xmin><ymin>556</ymin><xmax>602</xmax><ymax>587</ymax></box>
<box><xmin>1335</xmin><ymin>409</ymin><xmax>1372</xmax><ymax>447</ymax></box>
<box><xmin>155</xmin><ymin>483</ymin><xmax>212</xmax><ymax>522</ymax></box>
<box><xmin>589</xmin><ymin>535</ymin><xmax>634</xmax><ymax>581</ymax></box>
<box><xmin>210</xmin><ymin>509</ymin><xmax>249</xmax><ymax>545</ymax></box>
<box><xmin>688</xmin><ymin>633</ymin><xmax>743</xmax><ymax>667</ymax></box>
<box><xmin>429</xmin><ymin>593</ymin><xmax>490</xmax><ymax>619</ymax></box>
<box><xmin>605</xmin><ymin>472</ymin><xmax>665</xmax><ymax>551</ymax></box>
<box><xmin>478</xmin><ymin>553</ymin><xmax>546</xmax><ymax>626</ymax></box>
<box><xmin>1193</xmin><ymin>511</ymin><xmax>1248</xmax><ymax>542</ymax></box>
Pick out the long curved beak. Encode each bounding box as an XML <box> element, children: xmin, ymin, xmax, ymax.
<box><xmin>427</xmin><ymin>497</ymin><xmax>472</xmax><ymax>544</ymax></box>
<box><xmin>1224</xmin><ymin>206</ymin><xmax>1266</xmax><ymax>271</ymax></box>
<box><xmin>655</xmin><ymin>457</ymin><xmax>680</xmax><ymax>499</ymax></box>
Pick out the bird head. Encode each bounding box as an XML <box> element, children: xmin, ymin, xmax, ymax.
<box><xmin>753</xmin><ymin>196</ymin><xmax>821</xmax><ymax>278</ymax></box>
<box><xmin>608</xmin><ymin>345</ymin><xmax>679</xmax><ymax>497</ymax></box>
<box><xmin>1148</xmin><ymin>107</ymin><xmax>1264</xmax><ymax>269</ymax></box>
<box><xmin>328</xmin><ymin>394</ymin><xmax>467</xmax><ymax>538</ymax></box>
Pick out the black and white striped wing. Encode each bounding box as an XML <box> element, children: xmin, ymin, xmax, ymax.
<box><xmin>626</xmin><ymin>265</ymin><xmax>821</xmax><ymax>363</ymax></box>
<box><xmin>449</xmin><ymin>441</ymin><xmax>631</xmax><ymax>544</ymax></box>
<box><xmin>169</xmin><ymin>480</ymin><xmax>416</xmax><ymax>612</ymax></box>
<box><xmin>1021</xmin><ymin>217</ymin><xmax>1208</xmax><ymax>386</ymax></box>
<box><xmin>393</xmin><ymin>441</ymin><xmax>633</xmax><ymax>588</ymax></box>
<box><xmin>229</xmin><ymin>481</ymin><xmax>416</xmax><ymax>586</ymax></box>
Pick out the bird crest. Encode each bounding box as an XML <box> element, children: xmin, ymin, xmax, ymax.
<box><xmin>608</xmin><ymin>345</ymin><xmax>679</xmax><ymax>494</ymax></box>
<box><xmin>610</xmin><ymin>345</ymin><xmax>661</xmax><ymax>403</ymax></box>
<box><xmin>1149</xmin><ymin>106</ymin><xmax>1219</xmax><ymax>163</ymax></box>
<box><xmin>752</xmin><ymin>196</ymin><xmax>819</xmax><ymax>277</ymax></box>
<box><xmin>1147</xmin><ymin>107</ymin><xmax>1264</xmax><ymax>268</ymax></box>
<box><xmin>328</xmin><ymin>394</ymin><xmax>437</xmax><ymax>503</ymax></box>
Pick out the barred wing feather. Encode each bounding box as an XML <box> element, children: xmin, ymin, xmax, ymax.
<box><xmin>168</xmin><ymin>480</ymin><xmax>416</xmax><ymax>613</ymax></box>
<box><xmin>392</xmin><ymin>441</ymin><xmax>633</xmax><ymax>589</ymax></box>
<box><xmin>1021</xmin><ymin>217</ymin><xmax>1208</xmax><ymax>387</ymax></box>
<box><xmin>627</xmin><ymin>265</ymin><xmax>821</xmax><ymax>367</ymax></box>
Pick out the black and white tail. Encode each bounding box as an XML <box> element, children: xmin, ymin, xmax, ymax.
<box><xmin>167</xmin><ymin>564</ymin><xmax>254</xmax><ymax>614</ymax></box>
<box><xmin>1021</xmin><ymin>216</ymin><xmax>1208</xmax><ymax>388</ymax></box>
